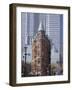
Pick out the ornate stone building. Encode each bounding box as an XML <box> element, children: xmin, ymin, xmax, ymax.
<box><xmin>31</xmin><ymin>22</ymin><xmax>51</xmax><ymax>76</ymax></box>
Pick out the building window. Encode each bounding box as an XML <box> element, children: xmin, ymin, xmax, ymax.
<box><xmin>34</xmin><ymin>55</ymin><xmax>36</xmax><ymax>58</ymax></box>
<box><xmin>38</xmin><ymin>60</ymin><xmax>40</xmax><ymax>64</ymax></box>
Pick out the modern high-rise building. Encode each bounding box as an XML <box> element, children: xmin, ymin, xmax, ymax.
<box><xmin>31</xmin><ymin>22</ymin><xmax>51</xmax><ymax>76</ymax></box>
<box><xmin>45</xmin><ymin>14</ymin><xmax>63</xmax><ymax>64</ymax></box>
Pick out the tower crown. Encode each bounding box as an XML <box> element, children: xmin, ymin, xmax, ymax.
<box><xmin>38</xmin><ymin>22</ymin><xmax>45</xmax><ymax>32</ymax></box>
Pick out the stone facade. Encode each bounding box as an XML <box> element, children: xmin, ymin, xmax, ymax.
<box><xmin>31</xmin><ymin>23</ymin><xmax>51</xmax><ymax>76</ymax></box>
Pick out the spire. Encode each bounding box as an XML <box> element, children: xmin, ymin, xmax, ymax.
<box><xmin>38</xmin><ymin>21</ymin><xmax>44</xmax><ymax>31</ymax></box>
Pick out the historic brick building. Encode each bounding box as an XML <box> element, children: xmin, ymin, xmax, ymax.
<box><xmin>31</xmin><ymin>22</ymin><xmax>51</xmax><ymax>76</ymax></box>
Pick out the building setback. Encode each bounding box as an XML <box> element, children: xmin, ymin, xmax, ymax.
<box><xmin>31</xmin><ymin>22</ymin><xmax>51</xmax><ymax>76</ymax></box>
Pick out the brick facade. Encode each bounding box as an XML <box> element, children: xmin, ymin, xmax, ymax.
<box><xmin>31</xmin><ymin>27</ymin><xmax>51</xmax><ymax>76</ymax></box>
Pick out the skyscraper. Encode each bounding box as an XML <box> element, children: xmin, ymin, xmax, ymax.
<box><xmin>45</xmin><ymin>14</ymin><xmax>63</xmax><ymax>64</ymax></box>
<box><xmin>31</xmin><ymin>22</ymin><xmax>51</xmax><ymax>76</ymax></box>
<box><xmin>21</xmin><ymin>12</ymin><xmax>63</xmax><ymax>64</ymax></box>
